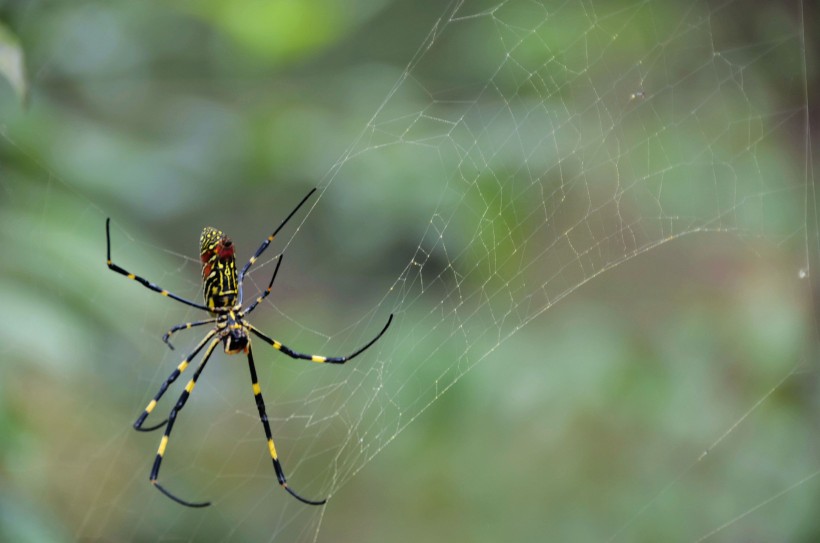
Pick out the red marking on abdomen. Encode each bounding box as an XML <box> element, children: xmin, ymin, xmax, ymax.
<box><xmin>218</xmin><ymin>242</ymin><xmax>234</xmax><ymax>260</ymax></box>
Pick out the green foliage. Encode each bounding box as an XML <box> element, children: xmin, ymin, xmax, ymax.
<box><xmin>0</xmin><ymin>19</ymin><xmax>26</xmax><ymax>106</ymax></box>
<box><xmin>181</xmin><ymin>0</ymin><xmax>391</xmax><ymax>65</ymax></box>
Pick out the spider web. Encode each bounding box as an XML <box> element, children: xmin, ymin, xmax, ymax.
<box><xmin>0</xmin><ymin>0</ymin><xmax>816</xmax><ymax>542</ymax></box>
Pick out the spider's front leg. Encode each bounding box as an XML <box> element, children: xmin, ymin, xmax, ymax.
<box><xmin>134</xmin><ymin>330</ymin><xmax>217</xmax><ymax>432</ymax></box>
<box><xmin>246</xmin><ymin>343</ymin><xmax>327</xmax><ymax>505</ymax></box>
<box><xmin>149</xmin><ymin>336</ymin><xmax>222</xmax><ymax>508</ymax></box>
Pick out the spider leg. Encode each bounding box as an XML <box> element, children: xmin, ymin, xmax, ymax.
<box><xmin>246</xmin><ymin>343</ymin><xmax>326</xmax><ymax>506</ymax></box>
<box><xmin>106</xmin><ymin>218</ymin><xmax>210</xmax><ymax>312</ymax></box>
<box><xmin>246</xmin><ymin>314</ymin><xmax>393</xmax><ymax>364</ymax></box>
<box><xmin>162</xmin><ymin>318</ymin><xmax>218</xmax><ymax>350</ymax></box>
<box><xmin>134</xmin><ymin>330</ymin><xmax>217</xmax><ymax>432</ymax></box>
<box><xmin>240</xmin><ymin>254</ymin><xmax>283</xmax><ymax>317</ymax></box>
<box><xmin>237</xmin><ymin>188</ymin><xmax>316</xmax><ymax>305</ymax></box>
<box><xmin>150</xmin><ymin>336</ymin><xmax>221</xmax><ymax>508</ymax></box>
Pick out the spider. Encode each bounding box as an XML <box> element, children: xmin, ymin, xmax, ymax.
<box><xmin>106</xmin><ymin>188</ymin><xmax>393</xmax><ymax>508</ymax></box>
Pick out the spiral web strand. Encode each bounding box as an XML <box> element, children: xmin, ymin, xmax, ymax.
<box><xmin>299</xmin><ymin>1</ymin><xmax>812</xmax><ymax>540</ymax></box>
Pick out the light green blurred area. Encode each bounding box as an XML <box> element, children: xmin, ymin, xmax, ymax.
<box><xmin>0</xmin><ymin>1</ymin><xmax>817</xmax><ymax>542</ymax></box>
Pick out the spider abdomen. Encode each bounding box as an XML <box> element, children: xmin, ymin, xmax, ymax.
<box><xmin>200</xmin><ymin>227</ymin><xmax>238</xmax><ymax>312</ymax></box>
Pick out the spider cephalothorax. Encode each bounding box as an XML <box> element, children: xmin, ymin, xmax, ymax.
<box><xmin>106</xmin><ymin>188</ymin><xmax>393</xmax><ymax>508</ymax></box>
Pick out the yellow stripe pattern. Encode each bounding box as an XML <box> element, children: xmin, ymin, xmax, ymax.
<box><xmin>268</xmin><ymin>439</ymin><xmax>278</xmax><ymax>460</ymax></box>
<box><xmin>146</xmin><ymin>399</ymin><xmax>157</xmax><ymax>413</ymax></box>
<box><xmin>158</xmin><ymin>435</ymin><xmax>169</xmax><ymax>456</ymax></box>
<box><xmin>185</xmin><ymin>379</ymin><xmax>195</xmax><ymax>393</ymax></box>
<box><xmin>311</xmin><ymin>355</ymin><xmax>327</xmax><ymax>363</ymax></box>
<box><xmin>177</xmin><ymin>360</ymin><xmax>189</xmax><ymax>372</ymax></box>
<box><xmin>252</xmin><ymin>383</ymin><xmax>261</xmax><ymax>395</ymax></box>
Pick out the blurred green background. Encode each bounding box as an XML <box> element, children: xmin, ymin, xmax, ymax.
<box><xmin>0</xmin><ymin>0</ymin><xmax>817</xmax><ymax>541</ymax></box>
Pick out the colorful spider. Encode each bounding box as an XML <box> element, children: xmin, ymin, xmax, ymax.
<box><xmin>106</xmin><ymin>188</ymin><xmax>393</xmax><ymax>507</ymax></box>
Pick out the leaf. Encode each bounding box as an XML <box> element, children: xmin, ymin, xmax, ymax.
<box><xmin>182</xmin><ymin>0</ymin><xmax>390</xmax><ymax>65</ymax></box>
<box><xmin>0</xmin><ymin>20</ymin><xmax>28</xmax><ymax>107</ymax></box>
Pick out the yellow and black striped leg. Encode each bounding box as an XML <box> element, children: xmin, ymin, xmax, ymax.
<box><xmin>240</xmin><ymin>254</ymin><xmax>283</xmax><ymax>316</ymax></box>
<box><xmin>106</xmin><ymin>218</ymin><xmax>210</xmax><ymax>312</ymax></box>
<box><xmin>246</xmin><ymin>313</ymin><xmax>393</xmax><ymax>364</ymax></box>
<box><xmin>163</xmin><ymin>319</ymin><xmax>218</xmax><ymax>350</ymax></box>
<box><xmin>247</xmin><ymin>344</ymin><xmax>327</xmax><ymax>506</ymax></box>
<box><xmin>237</xmin><ymin>188</ymin><xmax>316</xmax><ymax>289</ymax></box>
<box><xmin>150</xmin><ymin>336</ymin><xmax>221</xmax><ymax>508</ymax></box>
<box><xmin>134</xmin><ymin>330</ymin><xmax>217</xmax><ymax>432</ymax></box>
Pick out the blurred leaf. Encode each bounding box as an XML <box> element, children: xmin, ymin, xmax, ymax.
<box><xmin>183</xmin><ymin>0</ymin><xmax>389</xmax><ymax>64</ymax></box>
<box><xmin>0</xmin><ymin>20</ymin><xmax>27</xmax><ymax>107</ymax></box>
<box><xmin>185</xmin><ymin>0</ymin><xmax>346</xmax><ymax>63</ymax></box>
